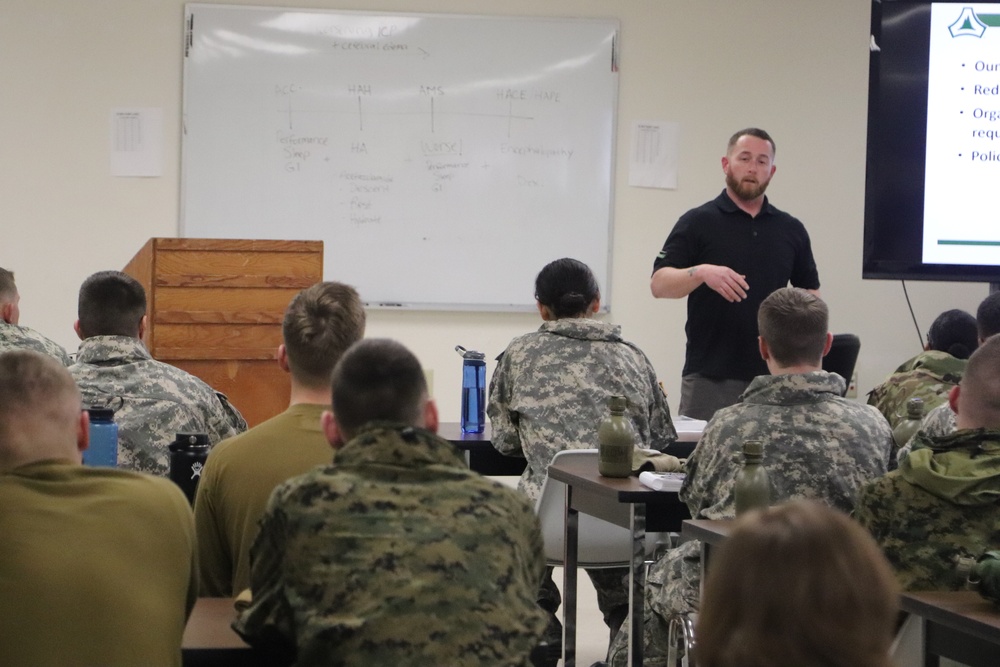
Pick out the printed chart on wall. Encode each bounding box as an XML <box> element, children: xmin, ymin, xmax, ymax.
<box><xmin>181</xmin><ymin>4</ymin><xmax>619</xmax><ymax>310</ymax></box>
<box><xmin>924</xmin><ymin>4</ymin><xmax>1000</xmax><ymax>266</ymax></box>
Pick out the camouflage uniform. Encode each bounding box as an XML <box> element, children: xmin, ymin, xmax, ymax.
<box><xmin>234</xmin><ymin>422</ymin><xmax>547</xmax><ymax>667</ymax></box>
<box><xmin>0</xmin><ymin>322</ymin><xmax>71</xmax><ymax>365</ymax></box>
<box><xmin>897</xmin><ymin>402</ymin><xmax>957</xmax><ymax>463</ymax></box>
<box><xmin>608</xmin><ymin>371</ymin><xmax>892</xmax><ymax>667</ymax></box>
<box><xmin>867</xmin><ymin>350</ymin><xmax>966</xmax><ymax>429</ymax></box>
<box><xmin>70</xmin><ymin>336</ymin><xmax>246</xmax><ymax>475</ymax></box>
<box><xmin>488</xmin><ymin>318</ymin><xmax>677</xmax><ymax>503</ymax></box>
<box><xmin>488</xmin><ymin>317</ymin><xmax>677</xmax><ymax>645</ymax></box>
<box><xmin>855</xmin><ymin>429</ymin><xmax>1000</xmax><ymax>591</ymax></box>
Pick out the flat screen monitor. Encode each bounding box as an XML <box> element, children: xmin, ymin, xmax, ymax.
<box><xmin>864</xmin><ymin>1</ymin><xmax>1000</xmax><ymax>282</ymax></box>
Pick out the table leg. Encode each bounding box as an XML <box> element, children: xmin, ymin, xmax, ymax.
<box><xmin>628</xmin><ymin>504</ymin><xmax>647</xmax><ymax>666</ymax></box>
<box><xmin>563</xmin><ymin>484</ymin><xmax>579</xmax><ymax>667</ymax></box>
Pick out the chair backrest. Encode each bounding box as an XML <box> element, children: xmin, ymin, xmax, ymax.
<box><xmin>822</xmin><ymin>333</ymin><xmax>861</xmax><ymax>396</ymax></box>
<box><xmin>535</xmin><ymin>449</ymin><xmax>633</xmax><ymax>567</ymax></box>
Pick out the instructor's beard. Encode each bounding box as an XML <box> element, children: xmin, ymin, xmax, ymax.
<box><xmin>726</xmin><ymin>171</ymin><xmax>770</xmax><ymax>202</ymax></box>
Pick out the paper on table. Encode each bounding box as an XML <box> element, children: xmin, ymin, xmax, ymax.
<box><xmin>638</xmin><ymin>471</ymin><xmax>685</xmax><ymax>492</ymax></box>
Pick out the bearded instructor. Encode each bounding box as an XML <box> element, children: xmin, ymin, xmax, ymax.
<box><xmin>651</xmin><ymin>128</ymin><xmax>821</xmax><ymax>420</ymax></box>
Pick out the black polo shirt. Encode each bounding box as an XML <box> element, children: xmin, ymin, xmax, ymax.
<box><xmin>653</xmin><ymin>190</ymin><xmax>820</xmax><ymax>382</ymax></box>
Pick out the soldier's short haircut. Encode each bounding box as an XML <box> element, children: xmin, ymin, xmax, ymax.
<box><xmin>926</xmin><ymin>309</ymin><xmax>978</xmax><ymax>360</ymax></box>
<box><xmin>696</xmin><ymin>500</ymin><xmax>898</xmax><ymax>667</ymax></box>
<box><xmin>330</xmin><ymin>338</ymin><xmax>426</xmax><ymax>440</ymax></box>
<box><xmin>77</xmin><ymin>271</ymin><xmax>147</xmax><ymax>339</ymax></box>
<box><xmin>727</xmin><ymin>127</ymin><xmax>776</xmax><ymax>158</ymax></box>
<box><xmin>757</xmin><ymin>287</ymin><xmax>828</xmax><ymax>367</ymax></box>
<box><xmin>0</xmin><ymin>350</ymin><xmax>80</xmax><ymax>451</ymax></box>
<box><xmin>976</xmin><ymin>292</ymin><xmax>1000</xmax><ymax>339</ymax></box>
<box><xmin>282</xmin><ymin>282</ymin><xmax>366</xmax><ymax>389</ymax></box>
<box><xmin>958</xmin><ymin>334</ymin><xmax>1000</xmax><ymax>427</ymax></box>
<box><xmin>534</xmin><ymin>258</ymin><xmax>600</xmax><ymax>319</ymax></box>
<box><xmin>0</xmin><ymin>268</ymin><xmax>16</xmax><ymax>303</ymax></box>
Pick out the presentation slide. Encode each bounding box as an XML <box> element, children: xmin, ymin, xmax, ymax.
<box><xmin>924</xmin><ymin>3</ymin><xmax>1000</xmax><ymax>265</ymax></box>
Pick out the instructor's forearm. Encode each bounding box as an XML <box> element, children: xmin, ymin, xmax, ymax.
<box><xmin>650</xmin><ymin>266</ymin><xmax>702</xmax><ymax>299</ymax></box>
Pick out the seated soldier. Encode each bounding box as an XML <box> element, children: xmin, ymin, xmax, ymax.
<box><xmin>195</xmin><ymin>281</ymin><xmax>365</xmax><ymax>597</ymax></box>
<box><xmin>235</xmin><ymin>338</ymin><xmax>547</xmax><ymax>667</ymax></box>
<box><xmin>856</xmin><ymin>334</ymin><xmax>1000</xmax><ymax>592</ymax></box>
<box><xmin>69</xmin><ymin>270</ymin><xmax>246</xmax><ymax>474</ymax></box>
<box><xmin>607</xmin><ymin>287</ymin><xmax>893</xmax><ymax>667</ymax></box>
<box><xmin>488</xmin><ymin>258</ymin><xmax>677</xmax><ymax>663</ymax></box>
<box><xmin>898</xmin><ymin>292</ymin><xmax>1000</xmax><ymax>462</ymax></box>
<box><xmin>867</xmin><ymin>308</ymin><xmax>977</xmax><ymax>431</ymax></box>
<box><xmin>0</xmin><ymin>350</ymin><xmax>196</xmax><ymax>666</ymax></box>
<box><xmin>0</xmin><ymin>267</ymin><xmax>71</xmax><ymax>364</ymax></box>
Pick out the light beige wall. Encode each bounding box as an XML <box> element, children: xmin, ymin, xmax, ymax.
<box><xmin>0</xmin><ymin>0</ymin><xmax>986</xmax><ymax>423</ymax></box>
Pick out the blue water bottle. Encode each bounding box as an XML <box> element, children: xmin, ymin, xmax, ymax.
<box><xmin>83</xmin><ymin>406</ymin><xmax>118</xmax><ymax>467</ymax></box>
<box><xmin>456</xmin><ymin>345</ymin><xmax>486</xmax><ymax>434</ymax></box>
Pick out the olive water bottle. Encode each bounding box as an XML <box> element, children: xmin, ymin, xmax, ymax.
<box><xmin>598</xmin><ymin>395</ymin><xmax>635</xmax><ymax>478</ymax></box>
<box><xmin>892</xmin><ymin>397</ymin><xmax>925</xmax><ymax>451</ymax></box>
<box><xmin>734</xmin><ymin>439</ymin><xmax>771</xmax><ymax>515</ymax></box>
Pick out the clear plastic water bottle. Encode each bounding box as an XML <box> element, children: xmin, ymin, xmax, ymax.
<box><xmin>455</xmin><ymin>345</ymin><xmax>486</xmax><ymax>434</ymax></box>
<box><xmin>168</xmin><ymin>432</ymin><xmax>210</xmax><ymax>504</ymax></box>
<box><xmin>83</xmin><ymin>406</ymin><xmax>118</xmax><ymax>467</ymax></box>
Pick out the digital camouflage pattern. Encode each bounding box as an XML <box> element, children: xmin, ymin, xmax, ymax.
<box><xmin>70</xmin><ymin>336</ymin><xmax>246</xmax><ymax>475</ymax></box>
<box><xmin>0</xmin><ymin>322</ymin><xmax>71</xmax><ymax>365</ymax></box>
<box><xmin>897</xmin><ymin>402</ymin><xmax>958</xmax><ymax>463</ymax></box>
<box><xmin>867</xmin><ymin>350</ymin><xmax>966</xmax><ymax>430</ymax></box>
<box><xmin>855</xmin><ymin>428</ymin><xmax>1000</xmax><ymax>591</ymax></box>
<box><xmin>235</xmin><ymin>422</ymin><xmax>547</xmax><ymax>667</ymax></box>
<box><xmin>608</xmin><ymin>371</ymin><xmax>893</xmax><ymax>667</ymax></box>
<box><xmin>488</xmin><ymin>317</ymin><xmax>677</xmax><ymax>503</ymax></box>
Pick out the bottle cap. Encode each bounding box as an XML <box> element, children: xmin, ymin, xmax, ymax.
<box><xmin>906</xmin><ymin>397</ymin><xmax>925</xmax><ymax>417</ymax></box>
<box><xmin>609</xmin><ymin>395</ymin><xmax>627</xmax><ymax>412</ymax></box>
<box><xmin>742</xmin><ymin>439</ymin><xmax>764</xmax><ymax>457</ymax></box>
<box><xmin>87</xmin><ymin>406</ymin><xmax>115</xmax><ymax>422</ymax></box>
<box><xmin>455</xmin><ymin>345</ymin><xmax>485</xmax><ymax>360</ymax></box>
<box><xmin>169</xmin><ymin>432</ymin><xmax>211</xmax><ymax>452</ymax></box>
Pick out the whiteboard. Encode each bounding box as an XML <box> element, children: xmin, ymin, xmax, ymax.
<box><xmin>181</xmin><ymin>4</ymin><xmax>618</xmax><ymax>311</ymax></box>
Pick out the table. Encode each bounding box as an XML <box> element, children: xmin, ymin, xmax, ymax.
<box><xmin>900</xmin><ymin>590</ymin><xmax>1000</xmax><ymax>667</ymax></box>
<box><xmin>439</xmin><ymin>422</ymin><xmax>528</xmax><ymax>476</ymax></box>
<box><xmin>440</xmin><ymin>420</ymin><xmax>704</xmax><ymax>478</ymax></box>
<box><xmin>182</xmin><ymin>597</ymin><xmax>262</xmax><ymax>666</ymax></box>
<box><xmin>546</xmin><ymin>455</ymin><xmax>691</xmax><ymax>667</ymax></box>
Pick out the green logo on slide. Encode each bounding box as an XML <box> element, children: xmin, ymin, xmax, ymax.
<box><xmin>949</xmin><ymin>7</ymin><xmax>1000</xmax><ymax>38</ymax></box>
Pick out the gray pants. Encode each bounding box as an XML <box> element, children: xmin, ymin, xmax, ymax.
<box><xmin>678</xmin><ymin>374</ymin><xmax>750</xmax><ymax>421</ymax></box>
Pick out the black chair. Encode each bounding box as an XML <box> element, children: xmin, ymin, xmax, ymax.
<box><xmin>822</xmin><ymin>334</ymin><xmax>861</xmax><ymax>397</ymax></box>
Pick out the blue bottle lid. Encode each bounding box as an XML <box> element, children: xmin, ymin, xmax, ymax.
<box><xmin>455</xmin><ymin>345</ymin><xmax>485</xmax><ymax>360</ymax></box>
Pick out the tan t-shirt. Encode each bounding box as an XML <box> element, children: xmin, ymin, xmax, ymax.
<box><xmin>194</xmin><ymin>403</ymin><xmax>332</xmax><ymax>597</ymax></box>
<box><xmin>0</xmin><ymin>460</ymin><xmax>197</xmax><ymax>666</ymax></box>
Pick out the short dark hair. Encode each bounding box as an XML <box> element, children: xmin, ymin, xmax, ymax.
<box><xmin>727</xmin><ymin>128</ymin><xmax>776</xmax><ymax>157</ymax></box>
<box><xmin>77</xmin><ymin>271</ymin><xmax>146</xmax><ymax>338</ymax></box>
<box><xmin>330</xmin><ymin>339</ymin><xmax>427</xmax><ymax>440</ymax></box>
<box><xmin>977</xmin><ymin>292</ymin><xmax>1000</xmax><ymax>340</ymax></box>
<box><xmin>927</xmin><ymin>309</ymin><xmax>978</xmax><ymax>359</ymax></box>
<box><xmin>0</xmin><ymin>268</ymin><xmax>16</xmax><ymax>303</ymax></box>
<box><xmin>282</xmin><ymin>282</ymin><xmax>366</xmax><ymax>389</ymax></box>
<box><xmin>534</xmin><ymin>258</ymin><xmax>600</xmax><ymax>319</ymax></box>
<box><xmin>757</xmin><ymin>288</ymin><xmax>828</xmax><ymax>367</ymax></box>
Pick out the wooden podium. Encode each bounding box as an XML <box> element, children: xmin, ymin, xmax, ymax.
<box><xmin>122</xmin><ymin>238</ymin><xmax>323</xmax><ymax>427</ymax></box>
